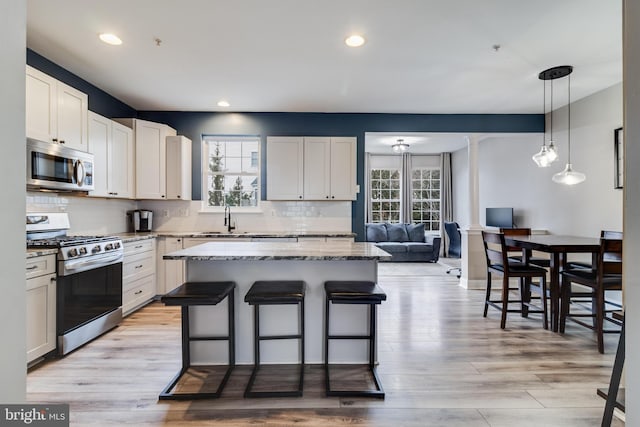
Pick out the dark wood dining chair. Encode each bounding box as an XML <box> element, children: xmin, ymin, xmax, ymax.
<box><xmin>559</xmin><ymin>234</ymin><xmax>623</xmax><ymax>353</ymax></box>
<box><xmin>481</xmin><ymin>231</ymin><xmax>548</xmax><ymax>329</ymax></box>
<box><xmin>564</xmin><ymin>230</ymin><xmax>623</xmax><ymax>271</ymax></box>
<box><xmin>500</xmin><ymin>227</ymin><xmax>551</xmax><ymax>268</ymax></box>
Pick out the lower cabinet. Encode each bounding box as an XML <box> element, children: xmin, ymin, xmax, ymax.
<box><xmin>122</xmin><ymin>239</ymin><xmax>156</xmax><ymax>316</ymax></box>
<box><xmin>157</xmin><ymin>237</ymin><xmax>185</xmax><ymax>296</ymax></box>
<box><xmin>26</xmin><ymin>254</ymin><xmax>56</xmax><ymax>364</ymax></box>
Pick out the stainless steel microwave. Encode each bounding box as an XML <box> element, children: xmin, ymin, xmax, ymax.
<box><xmin>27</xmin><ymin>138</ymin><xmax>94</xmax><ymax>192</ymax></box>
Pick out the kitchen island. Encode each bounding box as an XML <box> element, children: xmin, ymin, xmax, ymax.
<box><xmin>163</xmin><ymin>241</ymin><xmax>391</xmax><ymax>364</ymax></box>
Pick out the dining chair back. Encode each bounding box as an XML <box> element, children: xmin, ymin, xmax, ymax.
<box><xmin>481</xmin><ymin>231</ymin><xmax>548</xmax><ymax>329</ymax></box>
<box><xmin>501</xmin><ymin>227</ymin><xmax>551</xmax><ymax>268</ymax></box>
<box><xmin>559</xmin><ymin>234</ymin><xmax>623</xmax><ymax>353</ymax></box>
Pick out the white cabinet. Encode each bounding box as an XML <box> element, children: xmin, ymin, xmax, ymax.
<box><xmin>267</xmin><ymin>136</ymin><xmax>356</xmax><ymax>200</ymax></box>
<box><xmin>122</xmin><ymin>239</ymin><xmax>156</xmax><ymax>316</ymax></box>
<box><xmin>88</xmin><ymin>111</ymin><xmax>134</xmax><ymax>198</ymax></box>
<box><xmin>157</xmin><ymin>237</ymin><xmax>184</xmax><ymax>296</ymax></box>
<box><xmin>26</xmin><ymin>254</ymin><xmax>56</xmax><ymax>364</ymax></box>
<box><xmin>166</xmin><ymin>136</ymin><xmax>192</xmax><ymax>200</ymax></box>
<box><xmin>26</xmin><ymin>65</ymin><xmax>88</xmax><ymax>151</ymax></box>
<box><xmin>266</xmin><ymin>136</ymin><xmax>304</xmax><ymax>200</ymax></box>
<box><xmin>114</xmin><ymin>118</ymin><xmax>180</xmax><ymax>200</ymax></box>
<box><xmin>327</xmin><ymin>137</ymin><xmax>357</xmax><ymax>200</ymax></box>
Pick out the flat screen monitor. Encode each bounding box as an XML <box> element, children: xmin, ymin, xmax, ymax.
<box><xmin>486</xmin><ymin>207</ymin><xmax>514</xmax><ymax>228</ymax></box>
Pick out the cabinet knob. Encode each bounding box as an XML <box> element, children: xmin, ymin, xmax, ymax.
<box><xmin>326</xmin><ymin>196</ymin><xmax>329</xmax><ymax>199</ymax></box>
<box><xmin>52</xmin><ymin>138</ymin><xmax>58</xmax><ymax>142</ymax></box>
<box><xmin>331</xmin><ymin>196</ymin><xmax>335</xmax><ymax>199</ymax></box>
<box><xmin>299</xmin><ymin>196</ymin><xmax>302</xmax><ymax>199</ymax></box>
<box><xmin>59</xmin><ymin>140</ymin><xmax>65</xmax><ymax>144</ymax></box>
<box><xmin>50</xmin><ymin>277</ymin><xmax>56</xmax><ymax>282</ymax></box>
<box><xmin>177</xmin><ymin>195</ymin><xmax>181</xmax><ymax>198</ymax></box>
<box><xmin>162</xmin><ymin>195</ymin><xmax>166</xmax><ymax>198</ymax></box>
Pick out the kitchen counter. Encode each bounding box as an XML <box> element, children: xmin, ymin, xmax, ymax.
<box><xmin>115</xmin><ymin>232</ymin><xmax>157</xmax><ymax>243</ymax></box>
<box><xmin>157</xmin><ymin>231</ymin><xmax>356</xmax><ymax>239</ymax></box>
<box><xmin>164</xmin><ymin>241</ymin><xmax>390</xmax><ymax>364</ymax></box>
<box><xmin>164</xmin><ymin>241</ymin><xmax>388</xmax><ymax>261</ymax></box>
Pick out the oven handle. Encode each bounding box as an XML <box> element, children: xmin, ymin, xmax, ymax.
<box><xmin>62</xmin><ymin>252</ymin><xmax>123</xmax><ymax>274</ymax></box>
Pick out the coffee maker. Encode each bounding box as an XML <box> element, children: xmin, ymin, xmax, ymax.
<box><xmin>130</xmin><ymin>209</ymin><xmax>153</xmax><ymax>232</ymax></box>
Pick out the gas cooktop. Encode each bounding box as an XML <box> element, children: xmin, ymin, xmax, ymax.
<box><xmin>27</xmin><ymin>235</ymin><xmax>120</xmax><ymax>249</ymax></box>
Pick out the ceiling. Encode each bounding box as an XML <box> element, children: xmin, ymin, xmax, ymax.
<box><xmin>26</xmin><ymin>0</ymin><xmax>622</xmax><ymax>116</ymax></box>
<box><xmin>27</xmin><ymin>1</ymin><xmax>623</xmax><ymax>155</ymax></box>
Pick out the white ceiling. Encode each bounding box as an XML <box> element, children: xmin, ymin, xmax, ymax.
<box><xmin>26</xmin><ymin>0</ymin><xmax>622</xmax><ymax>115</ymax></box>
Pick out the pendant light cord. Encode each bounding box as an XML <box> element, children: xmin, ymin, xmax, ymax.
<box><xmin>550</xmin><ymin>77</ymin><xmax>553</xmax><ymax>142</ymax></box>
<box><xmin>542</xmin><ymin>79</ymin><xmax>546</xmax><ymax>146</ymax></box>
<box><xmin>567</xmin><ymin>74</ymin><xmax>571</xmax><ymax>164</ymax></box>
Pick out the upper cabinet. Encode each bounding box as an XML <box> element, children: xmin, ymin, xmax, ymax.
<box><xmin>26</xmin><ymin>65</ymin><xmax>88</xmax><ymax>152</ymax></box>
<box><xmin>166</xmin><ymin>136</ymin><xmax>192</xmax><ymax>200</ymax></box>
<box><xmin>267</xmin><ymin>136</ymin><xmax>356</xmax><ymax>201</ymax></box>
<box><xmin>88</xmin><ymin>112</ymin><xmax>134</xmax><ymax>198</ymax></box>
<box><xmin>266</xmin><ymin>137</ymin><xmax>304</xmax><ymax>200</ymax></box>
<box><xmin>116</xmin><ymin>118</ymin><xmax>177</xmax><ymax>199</ymax></box>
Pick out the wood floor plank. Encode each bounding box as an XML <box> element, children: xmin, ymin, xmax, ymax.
<box><xmin>26</xmin><ymin>263</ymin><xmax>622</xmax><ymax>426</ymax></box>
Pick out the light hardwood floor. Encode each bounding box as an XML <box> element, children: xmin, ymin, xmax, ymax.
<box><xmin>27</xmin><ymin>263</ymin><xmax>623</xmax><ymax>426</ymax></box>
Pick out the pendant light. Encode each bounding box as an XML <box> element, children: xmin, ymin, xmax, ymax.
<box><xmin>550</xmin><ymin>67</ymin><xmax>586</xmax><ymax>185</ymax></box>
<box><xmin>533</xmin><ymin>68</ymin><xmax>559</xmax><ymax>167</ymax></box>
<box><xmin>392</xmin><ymin>139</ymin><xmax>410</xmax><ymax>153</ymax></box>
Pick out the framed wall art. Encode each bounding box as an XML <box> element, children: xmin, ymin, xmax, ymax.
<box><xmin>614</xmin><ymin>127</ymin><xmax>623</xmax><ymax>189</ymax></box>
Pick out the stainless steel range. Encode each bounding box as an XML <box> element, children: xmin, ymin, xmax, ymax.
<box><xmin>26</xmin><ymin>213</ymin><xmax>123</xmax><ymax>355</ymax></box>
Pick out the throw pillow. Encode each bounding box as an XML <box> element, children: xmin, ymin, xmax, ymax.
<box><xmin>366</xmin><ymin>223</ymin><xmax>388</xmax><ymax>242</ymax></box>
<box><xmin>385</xmin><ymin>223</ymin><xmax>409</xmax><ymax>242</ymax></box>
<box><xmin>406</xmin><ymin>223</ymin><xmax>425</xmax><ymax>242</ymax></box>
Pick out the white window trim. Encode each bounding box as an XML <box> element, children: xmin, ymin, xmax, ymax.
<box><xmin>200</xmin><ymin>135</ymin><xmax>261</xmax><ymax>212</ymax></box>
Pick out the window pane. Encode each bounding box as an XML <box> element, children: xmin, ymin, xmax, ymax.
<box><xmin>204</xmin><ymin>137</ymin><xmax>260</xmax><ymax>209</ymax></box>
<box><xmin>371</xmin><ymin>170</ymin><xmax>381</xmax><ymax>179</ymax></box>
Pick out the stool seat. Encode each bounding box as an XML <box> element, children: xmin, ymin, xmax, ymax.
<box><xmin>245</xmin><ymin>280</ymin><xmax>305</xmax><ymax>304</ymax></box>
<box><xmin>325</xmin><ymin>281</ymin><xmax>387</xmax><ymax>303</ymax></box>
<box><xmin>162</xmin><ymin>281</ymin><xmax>236</xmax><ymax>306</ymax></box>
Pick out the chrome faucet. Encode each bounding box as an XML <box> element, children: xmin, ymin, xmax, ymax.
<box><xmin>224</xmin><ymin>206</ymin><xmax>236</xmax><ymax>233</ymax></box>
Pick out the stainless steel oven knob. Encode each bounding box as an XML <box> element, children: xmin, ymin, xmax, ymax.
<box><xmin>92</xmin><ymin>245</ymin><xmax>102</xmax><ymax>254</ymax></box>
<box><xmin>67</xmin><ymin>248</ymin><xmax>78</xmax><ymax>258</ymax></box>
<box><xmin>104</xmin><ymin>243</ymin><xmax>113</xmax><ymax>251</ymax></box>
<box><xmin>114</xmin><ymin>242</ymin><xmax>121</xmax><ymax>249</ymax></box>
<box><xmin>79</xmin><ymin>247</ymin><xmax>88</xmax><ymax>255</ymax></box>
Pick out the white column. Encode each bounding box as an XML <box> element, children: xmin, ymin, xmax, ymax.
<box><xmin>460</xmin><ymin>135</ymin><xmax>486</xmax><ymax>289</ymax></box>
<box><xmin>467</xmin><ymin>135</ymin><xmax>482</xmax><ymax>229</ymax></box>
<box><xmin>623</xmin><ymin>0</ymin><xmax>640</xmax><ymax>423</ymax></box>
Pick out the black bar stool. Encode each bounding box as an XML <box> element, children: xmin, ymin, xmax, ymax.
<box><xmin>244</xmin><ymin>280</ymin><xmax>305</xmax><ymax>398</ymax></box>
<box><xmin>159</xmin><ymin>281</ymin><xmax>235</xmax><ymax>400</ymax></box>
<box><xmin>324</xmin><ymin>280</ymin><xmax>387</xmax><ymax>398</ymax></box>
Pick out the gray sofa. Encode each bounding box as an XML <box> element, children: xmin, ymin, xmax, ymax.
<box><xmin>365</xmin><ymin>222</ymin><xmax>441</xmax><ymax>262</ymax></box>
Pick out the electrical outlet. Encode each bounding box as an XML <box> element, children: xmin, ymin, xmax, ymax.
<box><xmin>162</xmin><ymin>209</ymin><xmax>170</xmax><ymax>218</ymax></box>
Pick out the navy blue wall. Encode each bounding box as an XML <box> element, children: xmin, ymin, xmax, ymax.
<box><xmin>24</xmin><ymin>50</ymin><xmax>544</xmax><ymax>240</ymax></box>
<box><xmin>27</xmin><ymin>49</ymin><xmax>136</xmax><ymax>118</ymax></box>
<box><xmin>138</xmin><ymin>111</ymin><xmax>543</xmax><ymax>240</ymax></box>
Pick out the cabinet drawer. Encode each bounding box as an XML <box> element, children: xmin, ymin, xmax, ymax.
<box><xmin>124</xmin><ymin>239</ymin><xmax>154</xmax><ymax>256</ymax></box>
<box><xmin>123</xmin><ymin>252</ymin><xmax>155</xmax><ymax>284</ymax></box>
<box><xmin>25</xmin><ymin>254</ymin><xmax>56</xmax><ymax>280</ymax></box>
<box><xmin>123</xmin><ymin>274</ymin><xmax>156</xmax><ymax>316</ymax></box>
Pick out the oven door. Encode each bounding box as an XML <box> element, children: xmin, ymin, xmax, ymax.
<box><xmin>56</xmin><ymin>262</ymin><xmax>122</xmax><ymax>355</ymax></box>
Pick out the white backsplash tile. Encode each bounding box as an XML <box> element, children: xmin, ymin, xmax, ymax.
<box><xmin>26</xmin><ymin>193</ymin><xmax>352</xmax><ymax>235</ymax></box>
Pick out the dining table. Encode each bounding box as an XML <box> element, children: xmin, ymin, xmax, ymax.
<box><xmin>502</xmin><ymin>234</ymin><xmax>601</xmax><ymax>332</ymax></box>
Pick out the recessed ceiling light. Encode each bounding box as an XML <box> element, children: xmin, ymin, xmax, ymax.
<box><xmin>217</xmin><ymin>100</ymin><xmax>230</xmax><ymax>107</ymax></box>
<box><xmin>99</xmin><ymin>33</ymin><xmax>122</xmax><ymax>46</ymax></box>
<box><xmin>345</xmin><ymin>34</ymin><xmax>366</xmax><ymax>48</ymax></box>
